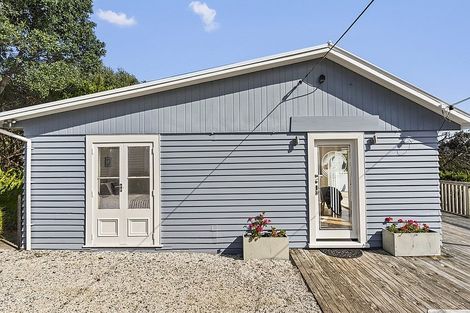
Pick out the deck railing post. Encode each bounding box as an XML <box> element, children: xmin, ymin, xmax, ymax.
<box><xmin>466</xmin><ymin>184</ymin><xmax>470</xmax><ymax>217</ymax></box>
<box><xmin>440</xmin><ymin>180</ymin><xmax>470</xmax><ymax>218</ymax></box>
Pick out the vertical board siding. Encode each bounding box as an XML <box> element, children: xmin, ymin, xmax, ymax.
<box><xmin>30</xmin><ymin>136</ymin><xmax>85</xmax><ymax>249</ymax></box>
<box><xmin>364</xmin><ymin>131</ymin><xmax>441</xmax><ymax>247</ymax></box>
<box><xmin>159</xmin><ymin>133</ymin><xmax>308</xmax><ymax>253</ymax></box>
<box><xmin>20</xmin><ymin>60</ymin><xmax>458</xmax><ymax>138</ymax></box>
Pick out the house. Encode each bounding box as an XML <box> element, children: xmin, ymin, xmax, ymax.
<box><xmin>1</xmin><ymin>44</ymin><xmax>469</xmax><ymax>253</ymax></box>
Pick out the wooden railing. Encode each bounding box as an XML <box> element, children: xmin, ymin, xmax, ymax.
<box><xmin>440</xmin><ymin>180</ymin><xmax>470</xmax><ymax>217</ymax></box>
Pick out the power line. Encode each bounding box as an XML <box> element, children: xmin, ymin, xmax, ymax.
<box><xmin>162</xmin><ymin>0</ymin><xmax>377</xmax><ymax>222</ymax></box>
<box><xmin>285</xmin><ymin>0</ymin><xmax>376</xmax><ymax>99</ymax></box>
<box><xmin>438</xmin><ymin>95</ymin><xmax>470</xmax><ymax>133</ymax></box>
<box><xmin>452</xmin><ymin>96</ymin><xmax>470</xmax><ymax>107</ymax></box>
<box><xmin>438</xmin><ymin>96</ymin><xmax>470</xmax><ymax>169</ymax></box>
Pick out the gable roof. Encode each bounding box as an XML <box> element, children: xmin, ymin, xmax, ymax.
<box><xmin>1</xmin><ymin>43</ymin><xmax>469</xmax><ymax>127</ymax></box>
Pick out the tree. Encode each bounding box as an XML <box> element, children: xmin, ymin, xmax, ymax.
<box><xmin>439</xmin><ymin>131</ymin><xmax>470</xmax><ymax>173</ymax></box>
<box><xmin>77</xmin><ymin>66</ymin><xmax>140</xmax><ymax>95</ymax></box>
<box><xmin>0</xmin><ymin>0</ymin><xmax>107</xmax><ymax>110</ymax></box>
<box><xmin>0</xmin><ymin>0</ymin><xmax>139</xmax><ymax>171</ymax></box>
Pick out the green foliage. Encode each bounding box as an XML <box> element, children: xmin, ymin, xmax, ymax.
<box><xmin>74</xmin><ymin>66</ymin><xmax>139</xmax><ymax>96</ymax></box>
<box><xmin>440</xmin><ymin>171</ymin><xmax>470</xmax><ymax>182</ymax></box>
<box><xmin>0</xmin><ymin>169</ymin><xmax>23</xmax><ymax>238</ymax></box>
<box><xmin>0</xmin><ymin>129</ymin><xmax>24</xmax><ymax>171</ymax></box>
<box><xmin>0</xmin><ymin>0</ymin><xmax>139</xmax><ymax>172</ymax></box>
<box><xmin>245</xmin><ymin>212</ymin><xmax>287</xmax><ymax>241</ymax></box>
<box><xmin>0</xmin><ymin>0</ymin><xmax>108</xmax><ymax>110</ymax></box>
<box><xmin>384</xmin><ymin>217</ymin><xmax>430</xmax><ymax>233</ymax></box>
<box><xmin>439</xmin><ymin>131</ymin><xmax>470</xmax><ymax>173</ymax></box>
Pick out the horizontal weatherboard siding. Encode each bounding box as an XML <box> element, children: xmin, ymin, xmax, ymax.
<box><xmin>364</xmin><ymin>131</ymin><xmax>441</xmax><ymax>247</ymax></box>
<box><xmin>27</xmin><ymin>131</ymin><xmax>440</xmax><ymax>251</ymax></box>
<box><xmin>30</xmin><ymin>135</ymin><xmax>86</xmax><ymax>249</ymax></box>
<box><xmin>159</xmin><ymin>133</ymin><xmax>308</xmax><ymax>253</ymax></box>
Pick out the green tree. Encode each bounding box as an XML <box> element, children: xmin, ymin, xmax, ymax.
<box><xmin>0</xmin><ymin>0</ymin><xmax>140</xmax><ymax>238</ymax></box>
<box><xmin>0</xmin><ymin>0</ymin><xmax>109</xmax><ymax>110</ymax></box>
<box><xmin>439</xmin><ymin>131</ymin><xmax>470</xmax><ymax>178</ymax></box>
<box><xmin>0</xmin><ymin>0</ymin><xmax>139</xmax><ymax>171</ymax></box>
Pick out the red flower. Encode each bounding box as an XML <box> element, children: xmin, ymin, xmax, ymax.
<box><xmin>398</xmin><ymin>219</ymin><xmax>403</xmax><ymax>223</ymax></box>
<box><xmin>384</xmin><ymin>217</ymin><xmax>393</xmax><ymax>223</ymax></box>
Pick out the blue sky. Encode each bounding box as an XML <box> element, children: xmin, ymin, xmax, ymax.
<box><xmin>92</xmin><ymin>0</ymin><xmax>470</xmax><ymax>113</ymax></box>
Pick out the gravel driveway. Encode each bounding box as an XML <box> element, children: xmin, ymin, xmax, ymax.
<box><xmin>0</xmin><ymin>250</ymin><xmax>320</xmax><ymax>313</ymax></box>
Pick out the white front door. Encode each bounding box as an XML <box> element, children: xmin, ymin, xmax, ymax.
<box><xmin>308</xmin><ymin>133</ymin><xmax>367</xmax><ymax>248</ymax></box>
<box><xmin>86</xmin><ymin>136</ymin><xmax>160</xmax><ymax>247</ymax></box>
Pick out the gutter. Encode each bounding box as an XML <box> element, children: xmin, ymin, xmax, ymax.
<box><xmin>0</xmin><ymin>128</ymin><xmax>32</xmax><ymax>250</ymax></box>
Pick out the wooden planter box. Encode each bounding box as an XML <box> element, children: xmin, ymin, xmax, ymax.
<box><xmin>243</xmin><ymin>236</ymin><xmax>289</xmax><ymax>260</ymax></box>
<box><xmin>382</xmin><ymin>229</ymin><xmax>441</xmax><ymax>256</ymax></box>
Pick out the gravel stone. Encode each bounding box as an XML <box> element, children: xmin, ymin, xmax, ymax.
<box><xmin>0</xmin><ymin>250</ymin><xmax>321</xmax><ymax>313</ymax></box>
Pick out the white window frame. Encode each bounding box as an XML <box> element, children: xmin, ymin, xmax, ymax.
<box><xmin>84</xmin><ymin>135</ymin><xmax>161</xmax><ymax>248</ymax></box>
<box><xmin>307</xmin><ymin>132</ymin><xmax>367</xmax><ymax>248</ymax></box>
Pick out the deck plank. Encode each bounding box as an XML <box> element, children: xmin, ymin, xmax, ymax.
<box><xmin>291</xmin><ymin>213</ymin><xmax>470</xmax><ymax>313</ymax></box>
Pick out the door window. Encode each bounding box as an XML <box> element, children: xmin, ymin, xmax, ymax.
<box><xmin>98</xmin><ymin>147</ymin><xmax>120</xmax><ymax>210</ymax></box>
<box><xmin>128</xmin><ymin>146</ymin><xmax>151</xmax><ymax>209</ymax></box>
<box><xmin>317</xmin><ymin>145</ymin><xmax>352</xmax><ymax>230</ymax></box>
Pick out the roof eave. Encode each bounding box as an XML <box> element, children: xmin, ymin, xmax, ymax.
<box><xmin>0</xmin><ymin>45</ymin><xmax>330</xmax><ymax>122</ymax></box>
<box><xmin>0</xmin><ymin>44</ymin><xmax>469</xmax><ymax>127</ymax></box>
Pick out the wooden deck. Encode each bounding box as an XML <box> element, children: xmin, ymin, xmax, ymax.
<box><xmin>291</xmin><ymin>213</ymin><xmax>470</xmax><ymax>313</ymax></box>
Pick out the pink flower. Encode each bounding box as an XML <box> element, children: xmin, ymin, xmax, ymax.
<box><xmin>384</xmin><ymin>217</ymin><xmax>393</xmax><ymax>223</ymax></box>
<box><xmin>398</xmin><ymin>219</ymin><xmax>403</xmax><ymax>223</ymax></box>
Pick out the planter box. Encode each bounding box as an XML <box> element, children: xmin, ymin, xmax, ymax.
<box><xmin>243</xmin><ymin>236</ymin><xmax>289</xmax><ymax>260</ymax></box>
<box><xmin>382</xmin><ymin>229</ymin><xmax>441</xmax><ymax>256</ymax></box>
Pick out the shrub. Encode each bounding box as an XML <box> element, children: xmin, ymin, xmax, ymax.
<box><xmin>245</xmin><ymin>212</ymin><xmax>286</xmax><ymax>241</ymax></box>
<box><xmin>440</xmin><ymin>171</ymin><xmax>470</xmax><ymax>182</ymax></box>
<box><xmin>383</xmin><ymin>217</ymin><xmax>430</xmax><ymax>233</ymax></box>
<box><xmin>0</xmin><ymin>169</ymin><xmax>23</xmax><ymax>238</ymax></box>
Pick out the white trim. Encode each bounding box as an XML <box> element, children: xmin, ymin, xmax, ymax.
<box><xmin>0</xmin><ymin>44</ymin><xmax>468</xmax><ymax>126</ymax></box>
<box><xmin>82</xmin><ymin>245</ymin><xmax>163</xmax><ymax>249</ymax></box>
<box><xmin>85</xmin><ymin>135</ymin><xmax>161</xmax><ymax>248</ymax></box>
<box><xmin>0</xmin><ymin>45</ymin><xmax>328</xmax><ymax>122</ymax></box>
<box><xmin>0</xmin><ymin>129</ymin><xmax>32</xmax><ymax>250</ymax></box>
<box><xmin>307</xmin><ymin>132</ymin><xmax>367</xmax><ymax>248</ymax></box>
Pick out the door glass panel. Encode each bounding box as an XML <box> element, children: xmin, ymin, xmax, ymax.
<box><xmin>317</xmin><ymin>145</ymin><xmax>352</xmax><ymax>230</ymax></box>
<box><xmin>99</xmin><ymin>147</ymin><xmax>120</xmax><ymax>177</ymax></box>
<box><xmin>98</xmin><ymin>147</ymin><xmax>120</xmax><ymax>210</ymax></box>
<box><xmin>128</xmin><ymin>178</ymin><xmax>150</xmax><ymax>209</ymax></box>
<box><xmin>128</xmin><ymin>146</ymin><xmax>150</xmax><ymax>177</ymax></box>
<box><xmin>128</xmin><ymin>146</ymin><xmax>151</xmax><ymax>209</ymax></box>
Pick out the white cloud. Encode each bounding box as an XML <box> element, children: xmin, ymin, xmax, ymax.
<box><xmin>97</xmin><ymin>9</ymin><xmax>136</xmax><ymax>27</ymax></box>
<box><xmin>189</xmin><ymin>1</ymin><xmax>219</xmax><ymax>32</ymax></box>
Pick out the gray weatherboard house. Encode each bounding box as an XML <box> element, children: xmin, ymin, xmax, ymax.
<box><xmin>1</xmin><ymin>44</ymin><xmax>469</xmax><ymax>253</ymax></box>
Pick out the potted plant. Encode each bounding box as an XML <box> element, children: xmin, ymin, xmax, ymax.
<box><xmin>382</xmin><ymin>217</ymin><xmax>441</xmax><ymax>256</ymax></box>
<box><xmin>243</xmin><ymin>212</ymin><xmax>289</xmax><ymax>260</ymax></box>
